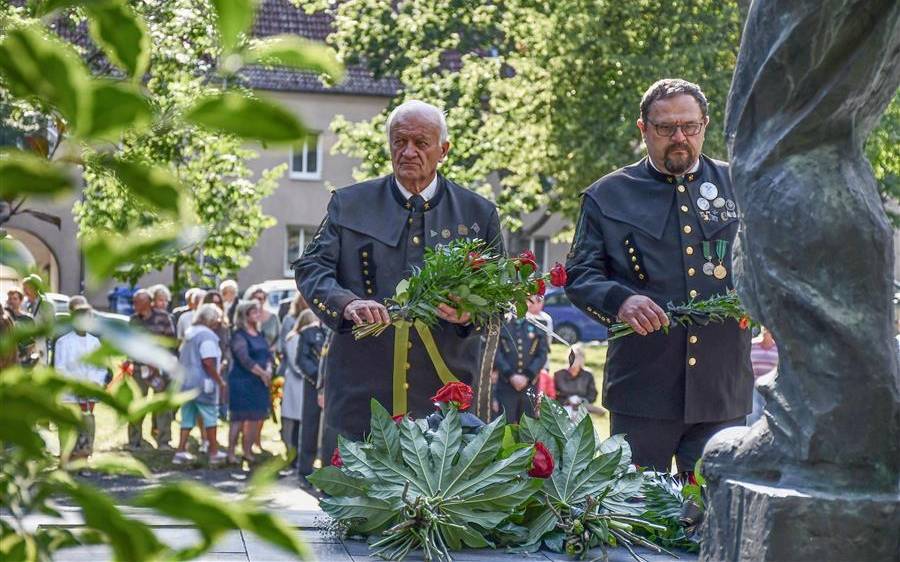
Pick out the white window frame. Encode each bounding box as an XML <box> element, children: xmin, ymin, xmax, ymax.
<box><xmin>284</xmin><ymin>226</ymin><xmax>316</xmax><ymax>276</ymax></box>
<box><xmin>529</xmin><ymin>237</ymin><xmax>550</xmax><ymax>272</ymax></box>
<box><xmin>289</xmin><ymin>133</ymin><xmax>323</xmax><ymax>180</ymax></box>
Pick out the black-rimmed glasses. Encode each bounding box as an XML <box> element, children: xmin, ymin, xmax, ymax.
<box><xmin>646</xmin><ymin>119</ymin><xmax>704</xmax><ymax>137</ymax></box>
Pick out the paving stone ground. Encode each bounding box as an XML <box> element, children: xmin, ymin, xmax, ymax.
<box><xmin>26</xmin><ymin>480</ymin><xmax>696</xmax><ymax>562</ymax></box>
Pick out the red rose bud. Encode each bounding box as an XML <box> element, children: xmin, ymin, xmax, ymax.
<box><xmin>517</xmin><ymin>250</ymin><xmax>538</xmax><ymax>271</ymax></box>
<box><xmin>331</xmin><ymin>447</ymin><xmax>344</xmax><ymax>468</ymax></box>
<box><xmin>688</xmin><ymin>471</ymin><xmax>698</xmax><ymax>486</ymax></box>
<box><xmin>533</xmin><ymin>278</ymin><xmax>546</xmax><ymax>296</ymax></box>
<box><xmin>529</xmin><ymin>441</ymin><xmax>554</xmax><ymax>478</ymax></box>
<box><xmin>739</xmin><ymin>316</ymin><xmax>750</xmax><ymax>330</ymax></box>
<box><xmin>467</xmin><ymin>251</ymin><xmax>486</xmax><ymax>269</ymax></box>
<box><xmin>392</xmin><ymin>414</ymin><xmax>406</xmax><ymax>423</ymax></box>
<box><xmin>430</xmin><ymin>381</ymin><xmax>473</xmax><ymax>411</ymax></box>
<box><xmin>519</xmin><ymin>249</ymin><xmax>537</xmax><ymax>263</ymax></box>
<box><xmin>549</xmin><ymin>262</ymin><xmax>568</xmax><ymax>287</ymax></box>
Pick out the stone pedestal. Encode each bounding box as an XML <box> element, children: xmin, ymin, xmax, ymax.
<box><xmin>702</xmin><ymin>433</ymin><xmax>900</xmax><ymax>562</ymax></box>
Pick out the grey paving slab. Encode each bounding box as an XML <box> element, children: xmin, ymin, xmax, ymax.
<box><xmin>245</xmin><ymin>534</ymin><xmax>351</xmax><ymax>562</ymax></box>
<box><xmin>192</xmin><ymin>554</ymin><xmax>249</xmax><ymax>562</ymax></box>
<box><xmin>543</xmin><ymin>545</ymin><xmax>696</xmax><ymax>562</ymax></box>
<box><xmin>151</xmin><ymin>527</ymin><xmax>246</xmax><ymax>553</ymax></box>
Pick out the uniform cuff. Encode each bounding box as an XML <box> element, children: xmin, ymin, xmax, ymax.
<box><xmin>602</xmin><ymin>284</ymin><xmax>637</xmax><ymax>319</ymax></box>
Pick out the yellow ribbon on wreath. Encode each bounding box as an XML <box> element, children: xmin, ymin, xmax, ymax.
<box><xmin>391</xmin><ymin>319</ymin><xmax>459</xmax><ymax>416</ymax></box>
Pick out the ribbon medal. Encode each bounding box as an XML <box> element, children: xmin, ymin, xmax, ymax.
<box><xmin>701</xmin><ymin>240</ymin><xmax>716</xmax><ymax>276</ymax></box>
<box><xmin>713</xmin><ymin>239</ymin><xmax>729</xmax><ymax>280</ymax></box>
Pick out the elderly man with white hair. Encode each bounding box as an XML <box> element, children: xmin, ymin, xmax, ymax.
<box><xmin>294</xmin><ymin>99</ymin><xmax>503</xmax><ymax>460</ymax></box>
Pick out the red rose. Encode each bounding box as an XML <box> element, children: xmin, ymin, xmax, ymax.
<box><xmin>739</xmin><ymin>316</ymin><xmax>750</xmax><ymax>330</ymax></box>
<box><xmin>528</xmin><ymin>441</ymin><xmax>554</xmax><ymax>478</ymax></box>
<box><xmin>533</xmin><ymin>278</ymin><xmax>546</xmax><ymax>296</ymax></box>
<box><xmin>467</xmin><ymin>251</ymin><xmax>486</xmax><ymax>269</ymax></box>
<box><xmin>331</xmin><ymin>447</ymin><xmax>344</xmax><ymax>468</ymax></box>
<box><xmin>517</xmin><ymin>250</ymin><xmax>538</xmax><ymax>271</ymax></box>
<box><xmin>392</xmin><ymin>414</ymin><xmax>406</xmax><ymax>423</ymax></box>
<box><xmin>430</xmin><ymin>381</ymin><xmax>473</xmax><ymax>411</ymax></box>
<box><xmin>687</xmin><ymin>471</ymin><xmax>698</xmax><ymax>486</ymax></box>
<box><xmin>549</xmin><ymin>262</ymin><xmax>568</xmax><ymax>287</ymax></box>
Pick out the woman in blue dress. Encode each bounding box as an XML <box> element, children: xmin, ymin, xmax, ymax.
<box><xmin>226</xmin><ymin>300</ymin><xmax>273</xmax><ymax>463</ymax></box>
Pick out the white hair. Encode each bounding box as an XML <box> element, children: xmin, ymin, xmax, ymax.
<box><xmin>149</xmin><ymin>284</ymin><xmax>171</xmax><ymax>302</ymax></box>
<box><xmin>192</xmin><ymin>302</ymin><xmax>223</xmax><ymax>326</ymax></box>
<box><xmin>386</xmin><ymin>100</ymin><xmax>449</xmax><ymax>145</ymax></box>
<box><xmin>218</xmin><ymin>279</ymin><xmax>238</xmax><ymax>293</ymax></box>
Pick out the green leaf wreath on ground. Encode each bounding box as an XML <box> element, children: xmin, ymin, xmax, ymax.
<box><xmin>311</xmin><ymin>385</ymin><xmax>676</xmax><ymax>562</ymax></box>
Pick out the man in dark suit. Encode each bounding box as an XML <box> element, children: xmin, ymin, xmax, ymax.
<box><xmin>294</xmin><ymin>100</ymin><xmax>503</xmax><ymax>461</ymax></box>
<box><xmin>565</xmin><ymin>79</ymin><xmax>753</xmax><ymax>473</ymax></box>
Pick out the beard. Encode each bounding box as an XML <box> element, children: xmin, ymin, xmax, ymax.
<box><xmin>663</xmin><ymin>143</ymin><xmax>695</xmax><ymax>174</ymax></box>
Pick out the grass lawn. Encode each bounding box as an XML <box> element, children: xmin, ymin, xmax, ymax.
<box><xmin>548</xmin><ymin>341</ymin><xmax>610</xmax><ymax>441</ymax></box>
<box><xmin>43</xmin><ymin>342</ymin><xmax>610</xmax><ymax>480</ymax></box>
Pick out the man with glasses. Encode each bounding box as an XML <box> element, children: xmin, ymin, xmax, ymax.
<box><xmin>565</xmin><ymin>79</ymin><xmax>752</xmax><ymax>475</ymax></box>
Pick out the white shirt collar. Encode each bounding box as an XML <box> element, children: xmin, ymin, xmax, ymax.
<box><xmin>648</xmin><ymin>156</ymin><xmax>700</xmax><ymax>176</ymax></box>
<box><xmin>396</xmin><ymin>174</ymin><xmax>438</xmax><ymax>201</ymax></box>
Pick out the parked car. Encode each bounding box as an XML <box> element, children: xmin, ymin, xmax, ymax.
<box><xmin>243</xmin><ymin>279</ymin><xmax>298</xmax><ymax>314</ymax></box>
<box><xmin>542</xmin><ymin>288</ymin><xmax>608</xmax><ymax>344</ymax></box>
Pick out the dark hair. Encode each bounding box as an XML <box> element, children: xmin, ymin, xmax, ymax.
<box><xmin>640</xmin><ymin>79</ymin><xmax>709</xmax><ymax>122</ymax></box>
<box><xmin>203</xmin><ymin>290</ymin><xmax>224</xmax><ymax>305</ymax></box>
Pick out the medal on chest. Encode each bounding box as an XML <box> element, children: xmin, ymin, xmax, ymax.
<box><xmin>701</xmin><ymin>240</ymin><xmax>716</xmax><ymax>276</ymax></box>
<box><xmin>713</xmin><ymin>239</ymin><xmax>729</xmax><ymax>279</ymax></box>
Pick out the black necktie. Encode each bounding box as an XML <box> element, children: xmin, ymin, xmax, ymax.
<box><xmin>408</xmin><ymin>194</ymin><xmax>426</xmax><ymax>211</ymax></box>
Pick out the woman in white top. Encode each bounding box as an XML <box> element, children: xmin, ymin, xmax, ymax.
<box><xmin>54</xmin><ymin>303</ymin><xmax>107</xmax><ymax>460</ymax></box>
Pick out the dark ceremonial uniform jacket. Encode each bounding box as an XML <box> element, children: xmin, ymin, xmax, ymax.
<box><xmin>564</xmin><ymin>155</ymin><xmax>752</xmax><ymax>423</ymax></box>
<box><xmin>293</xmin><ymin>174</ymin><xmax>503</xmax><ymax>440</ymax></box>
<box><xmin>494</xmin><ymin>317</ymin><xmax>550</xmax><ymax>386</ymax></box>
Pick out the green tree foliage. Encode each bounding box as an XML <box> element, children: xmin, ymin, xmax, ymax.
<box><xmin>0</xmin><ymin>0</ymin><xmax>341</xmax><ymax>559</ymax></box>
<box><xmin>866</xmin><ymin>93</ymin><xmax>900</xmax><ymax>225</ymax></box>
<box><xmin>298</xmin><ymin>0</ymin><xmax>742</xmax><ymax>227</ymax></box>
<box><xmin>302</xmin><ymin>0</ymin><xmax>898</xmax><ymax>230</ymax></box>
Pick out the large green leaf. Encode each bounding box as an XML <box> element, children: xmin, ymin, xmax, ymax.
<box><xmin>185</xmin><ymin>92</ymin><xmax>307</xmax><ymax>143</ymax></box>
<box><xmin>0</xmin><ymin>25</ymin><xmax>89</xmax><ymax>128</ymax></box>
<box><xmin>549</xmin><ymin>413</ymin><xmax>595</xmax><ymax>503</ymax></box>
<box><xmin>368</xmin><ymin>398</ymin><xmax>400</xmax><ymax>460</ymax></box>
<box><xmin>337</xmin><ymin>437</ymin><xmax>377</xmax><ymax>479</ymax></box>
<box><xmin>62</xmin><ymin>480</ymin><xmax>167</xmax><ymax>561</ymax></box>
<box><xmin>307</xmin><ymin>466</ymin><xmax>368</xmax><ymax>497</ymax></box>
<box><xmin>599</xmin><ymin>433</ymin><xmax>632</xmax><ymax>468</ymax></box>
<box><xmin>445</xmin><ymin>444</ymin><xmax>532</xmax><ymax>498</ymax></box>
<box><xmin>538</xmin><ymin>397</ymin><xmax>572</xmax><ymax>446</ymax></box>
<box><xmin>319</xmin><ymin>496</ymin><xmax>398</xmax><ymax>535</ymax></box>
<box><xmin>0</xmin><ymin>150</ymin><xmax>73</xmax><ymax>198</ymax></box>
<box><xmin>443</xmin><ymin>415</ymin><xmax>505</xmax><ymax>493</ymax></box>
<box><xmin>81</xmin><ymin>81</ymin><xmax>152</xmax><ymax>139</ymax></box>
<box><xmin>441</xmin><ymin>525</ymin><xmax>492</xmax><ymax>550</ymax></box>
<box><xmin>523</xmin><ymin>509</ymin><xmax>557</xmax><ymax>548</ymax></box>
<box><xmin>519</xmin><ymin>414</ymin><xmax>560</xmax><ymax>463</ymax></box>
<box><xmin>369</xmin><ymin>447</ymin><xmax>430</xmax><ymax>498</ymax></box>
<box><xmin>429</xmin><ymin>406</ymin><xmax>461</xmax><ymax>492</ymax></box>
<box><xmin>210</xmin><ymin>0</ymin><xmax>257</xmax><ymax>52</ymax></box>
<box><xmin>87</xmin><ymin>0</ymin><xmax>150</xmax><ymax>78</ymax></box>
<box><xmin>398</xmin><ymin>418</ymin><xmax>437</xmax><ymax>495</ymax></box>
<box><xmin>440</xmin><ymin>506</ymin><xmax>508</xmax><ymax>529</ymax></box>
<box><xmin>245</xmin><ymin>35</ymin><xmax>343</xmax><ymax>80</ymax></box>
<box><xmin>569</xmin><ymin>447</ymin><xmax>623</xmax><ymax>501</ymax></box>
<box><xmin>446</xmin><ymin>478</ymin><xmax>542</xmax><ymax>512</ymax></box>
<box><xmin>95</xmin><ymin>156</ymin><xmax>181</xmax><ymax>214</ymax></box>
<box><xmin>601</xmin><ymin>471</ymin><xmax>645</xmax><ymax>515</ymax></box>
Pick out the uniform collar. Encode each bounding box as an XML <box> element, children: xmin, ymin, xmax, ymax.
<box><xmin>395</xmin><ymin>174</ymin><xmax>438</xmax><ymax>201</ymax></box>
<box><xmin>390</xmin><ymin>174</ymin><xmax>445</xmax><ymax>211</ymax></box>
<box><xmin>645</xmin><ymin>156</ymin><xmax>703</xmax><ymax>184</ymax></box>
